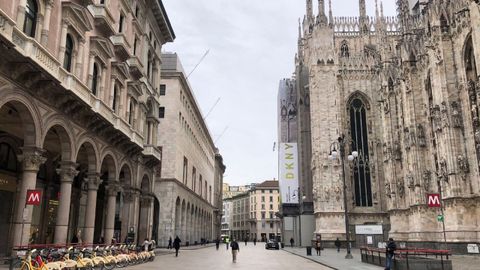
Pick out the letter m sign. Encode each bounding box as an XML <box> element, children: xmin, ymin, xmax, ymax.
<box><xmin>427</xmin><ymin>194</ymin><xmax>441</xmax><ymax>208</ymax></box>
<box><xmin>26</xmin><ymin>190</ymin><xmax>42</xmax><ymax>206</ymax></box>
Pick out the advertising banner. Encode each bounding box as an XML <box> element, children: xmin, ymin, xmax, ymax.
<box><xmin>279</xmin><ymin>143</ymin><xmax>299</xmax><ymax>204</ymax></box>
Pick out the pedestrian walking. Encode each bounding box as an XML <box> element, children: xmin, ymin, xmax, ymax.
<box><xmin>244</xmin><ymin>237</ymin><xmax>248</xmax><ymax>246</ymax></box>
<box><xmin>168</xmin><ymin>237</ymin><xmax>172</xmax><ymax>249</ymax></box>
<box><xmin>173</xmin><ymin>236</ymin><xmax>181</xmax><ymax>257</ymax></box>
<box><xmin>290</xmin><ymin>237</ymin><xmax>294</xmax><ymax>247</ymax></box>
<box><xmin>315</xmin><ymin>240</ymin><xmax>321</xmax><ymax>255</ymax></box>
<box><xmin>143</xmin><ymin>238</ymin><xmax>151</xmax><ymax>251</ymax></box>
<box><xmin>385</xmin><ymin>238</ymin><xmax>397</xmax><ymax>270</ymax></box>
<box><xmin>230</xmin><ymin>238</ymin><xmax>240</xmax><ymax>263</ymax></box>
<box><xmin>253</xmin><ymin>238</ymin><xmax>256</xmax><ymax>246</ymax></box>
<box><xmin>335</xmin><ymin>238</ymin><xmax>341</xmax><ymax>252</ymax></box>
<box><xmin>226</xmin><ymin>238</ymin><xmax>230</xmax><ymax>250</ymax></box>
<box><xmin>215</xmin><ymin>238</ymin><xmax>220</xmax><ymax>250</ymax></box>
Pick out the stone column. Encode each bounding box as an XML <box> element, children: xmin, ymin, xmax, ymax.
<box><xmin>87</xmin><ymin>53</ymin><xmax>95</xmax><ymax>92</ymax></box>
<box><xmin>75</xmin><ymin>39</ymin><xmax>85</xmax><ymax>80</ymax></box>
<box><xmin>104</xmin><ymin>183</ymin><xmax>118</xmax><ymax>244</ymax></box>
<box><xmin>58</xmin><ymin>21</ymin><xmax>69</xmax><ymax>67</ymax></box>
<box><xmin>54</xmin><ymin>161</ymin><xmax>78</xmax><ymax>244</ymax></box>
<box><xmin>12</xmin><ymin>147</ymin><xmax>46</xmax><ymax>248</ymax></box>
<box><xmin>83</xmin><ymin>173</ymin><xmax>102</xmax><ymax>244</ymax></box>
<box><xmin>121</xmin><ymin>188</ymin><xmax>133</xmax><ymax>242</ymax></box>
<box><xmin>40</xmin><ymin>0</ymin><xmax>54</xmax><ymax>45</ymax></box>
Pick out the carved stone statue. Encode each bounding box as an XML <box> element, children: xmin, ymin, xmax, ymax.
<box><xmin>430</xmin><ymin>104</ymin><xmax>442</xmax><ymax>132</ymax></box>
<box><xmin>438</xmin><ymin>158</ymin><xmax>448</xmax><ymax>182</ymax></box>
<box><xmin>393</xmin><ymin>142</ymin><xmax>402</xmax><ymax>160</ymax></box>
<box><xmin>406</xmin><ymin>173</ymin><xmax>415</xmax><ymax>189</ymax></box>
<box><xmin>457</xmin><ymin>155</ymin><xmax>469</xmax><ymax>175</ymax></box>
<box><xmin>385</xmin><ymin>182</ymin><xmax>391</xmax><ymax>198</ymax></box>
<box><xmin>422</xmin><ymin>170</ymin><xmax>431</xmax><ymax>192</ymax></box>
<box><xmin>441</xmin><ymin>102</ymin><xmax>449</xmax><ymax>129</ymax></box>
<box><xmin>397</xmin><ymin>181</ymin><xmax>405</xmax><ymax>198</ymax></box>
<box><xmin>417</xmin><ymin>124</ymin><xmax>426</xmax><ymax>147</ymax></box>
<box><xmin>451</xmin><ymin>101</ymin><xmax>463</xmax><ymax>128</ymax></box>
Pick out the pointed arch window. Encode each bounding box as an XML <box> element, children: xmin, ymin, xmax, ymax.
<box><xmin>340</xmin><ymin>42</ymin><xmax>350</xmax><ymax>58</ymax></box>
<box><xmin>465</xmin><ymin>36</ymin><xmax>477</xmax><ymax>83</ymax></box>
<box><xmin>92</xmin><ymin>63</ymin><xmax>99</xmax><ymax>95</ymax></box>
<box><xmin>24</xmin><ymin>0</ymin><xmax>37</xmax><ymax>37</ymax></box>
<box><xmin>349</xmin><ymin>98</ymin><xmax>372</xmax><ymax>207</ymax></box>
<box><xmin>64</xmin><ymin>34</ymin><xmax>74</xmax><ymax>71</ymax></box>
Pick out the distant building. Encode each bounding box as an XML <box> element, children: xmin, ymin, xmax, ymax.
<box><xmin>155</xmin><ymin>53</ymin><xmax>224</xmax><ymax>246</ymax></box>
<box><xmin>229</xmin><ymin>192</ymin><xmax>250</xmax><ymax>241</ymax></box>
<box><xmin>248</xmin><ymin>180</ymin><xmax>281</xmax><ymax>242</ymax></box>
<box><xmin>222</xmin><ymin>182</ymin><xmax>255</xmax><ymax>199</ymax></box>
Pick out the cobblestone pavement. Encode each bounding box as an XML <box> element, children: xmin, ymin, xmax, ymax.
<box><xmin>130</xmin><ymin>243</ymin><xmax>331</xmax><ymax>270</ymax></box>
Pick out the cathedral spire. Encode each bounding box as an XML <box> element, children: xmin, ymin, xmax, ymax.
<box><xmin>318</xmin><ymin>0</ymin><xmax>325</xmax><ymax>17</ymax></box>
<box><xmin>328</xmin><ymin>0</ymin><xmax>333</xmax><ymax>26</ymax></box>
<box><xmin>306</xmin><ymin>0</ymin><xmax>313</xmax><ymax>21</ymax></box>
<box><xmin>359</xmin><ymin>0</ymin><xmax>368</xmax><ymax>34</ymax></box>
<box><xmin>381</xmin><ymin>1</ymin><xmax>384</xmax><ymax>18</ymax></box>
<box><xmin>375</xmin><ymin>0</ymin><xmax>379</xmax><ymax>18</ymax></box>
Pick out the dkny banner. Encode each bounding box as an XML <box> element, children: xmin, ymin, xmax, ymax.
<box><xmin>279</xmin><ymin>143</ymin><xmax>299</xmax><ymax>204</ymax></box>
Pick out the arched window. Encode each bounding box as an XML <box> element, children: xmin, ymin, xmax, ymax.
<box><xmin>147</xmin><ymin>51</ymin><xmax>152</xmax><ymax>81</ymax></box>
<box><xmin>92</xmin><ymin>63</ymin><xmax>99</xmax><ymax>95</ymax></box>
<box><xmin>112</xmin><ymin>85</ymin><xmax>118</xmax><ymax>113</ymax></box>
<box><xmin>64</xmin><ymin>34</ymin><xmax>74</xmax><ymax>71</ymax></box>
<box><xmin>465</xmin><ymin>36</ymin><xmax>477</xmax><ymax>83</ymax></box>
<box><xmin>0</xmin><ymin>143</ymin><xmax>18</xmax><ymax>172</ymax></box>
<box><xmin>24</xmin><ymin>0</ymin><xmax>38</xmax><ymax>37</ymax></box>
<box><xmin>340</xmin><ymin>42</ymin><xmax>350</xmax><ymax>58</ymax></box>
<box><xmin>349</xmin><ymin>98</ymin><xmax>372</xmax><ymax>207</ymax></box>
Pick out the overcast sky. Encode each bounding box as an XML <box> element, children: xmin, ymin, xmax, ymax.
<box><xmin>162</xmin><ymin>0</ymin><xmax>396</xmax><ymax>186</ymax></box>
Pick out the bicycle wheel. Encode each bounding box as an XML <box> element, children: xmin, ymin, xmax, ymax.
<box><xmin>103</xmin><ymin>260</ymin><xmax>115</xmax><ymax>270</ymax></box>
<box><xmin>11</xmin><ymin>260</ymin><xmax>30</xmax><ymax>270</ymax></box>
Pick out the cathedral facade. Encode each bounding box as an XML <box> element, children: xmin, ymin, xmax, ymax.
<box><xmin>296</xmin><ymin>0</ymin><xmax>480</xmax><ymax>251</ymax></box>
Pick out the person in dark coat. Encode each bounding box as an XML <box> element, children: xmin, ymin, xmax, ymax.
<box><xmin>168</xmin><ymin>237</ymin><xmax>172</xmax><ymax>249</ymax></box>
<box><xmin>173</xmin><ymin>236</ymin><xmax>181</xmax><ymax>257</ymax></box>
<box><xmin>244</xmin><ymin>238</ymin><xmax>248</xmax><ymax>246</ymax></box>
<box><xmin>315</xmin><ymin>240</ymin><xmax>321</xmax><ymax>255</ymax></box>
<box><xmin>253</xmin><ymin>238</ymin><xmax>257</xmax><ymax>246</ymax></box>
<box><xmin>215</xmin><ymin>238</ymin><xmax>220</xmax><ymax>250</ymax></box>
<box><xmin>230</xmin><ymin>238</ymin><xmax>240</xmax><ymax>263</ymax></box>
<box><xmin>290</xmin><ymin>237</ymin><xmax>294</xmax><ymax>247</ymax></box>
<box><xmin>385</xmin><ymin>238</ymin><xmax>397</xmax><ymax>270</ymax></box>
<box><xmin>335</xmin><ymin>238</ymin><xmax>341</xmax><ymax>252</ymax></box>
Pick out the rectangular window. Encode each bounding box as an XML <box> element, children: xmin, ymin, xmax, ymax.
<box><xmin>261</xmin><ymin>204</ymin><xmax>265</xmax><ymax>210</ymax></box>
<box><xmin>269</xmin><ymin>204</ymin><xmax>273</xmax><ymax>210</ymax></box>
<box><xmin>119</xmin><ymin>14</ymin><xmax>125</xmax><ymax>33</ymax></box>
<box><xmin>269</xmin><ymin>212</ymin><xmax>273</xmax><ymax>219</ymax></box>
<box><xmin>261</xmin><ymin>196</ymin><xmax>265</xmax><ymax>202</ymax></box>
<box><xmin>133</xmin><ymin>37</ymin><xmax>138</xmax><ymax>55</ymax></box>
<box><xmin>182</xmin><ymin>157</ymin><xmax>188</xmax><ymax>185</ymax></box>
<box><xmin>269</xmin><ymin>196</ymin><xmax>273</xmax><ymax>202</ymax></box>
<box><xmin>261</xmin><ymin>212</ymin><xmax>265</xmax><ymax>219</ymax></box>
<box><xmin>192</xmin><ymin>167</ymin><xmax>196</xmax><ymax>191</ymax></box>
<box><xmin>270</xmin><ymin>222</ymin><xmax>274</xmax><ymax>229</ymax></box>
<box><xmin>159</xmin><ymin>107</ymin><xmax>165</xmax><ymax>118</ymax></box>
<box><xmin>160</xmin><ymin>84</ymin><xmax>166</xmax><ymax>95</ymax></box>
<box><xmin>261</xmin><ymin>190</ymin><xmax>265</xmax><ymax>193</ymax></box>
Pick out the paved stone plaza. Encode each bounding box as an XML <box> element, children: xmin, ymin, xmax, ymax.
<box><xmin>130</xmin><ymin>244</ymin><xmax>331</xmax><ymax>270</ymax></box>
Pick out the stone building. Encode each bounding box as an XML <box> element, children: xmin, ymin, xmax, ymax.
<box><xmin>248</xmin><ymin>180</ymin><xmax>281</xmax><ymax>242</ymax></box>
<box><xmin>295</xmin><ymin>0</ymin><xmax>480</xmax><ymax>251</ymax></box>
<box><xmin>230</xmin><ymin>192</ymin><xmax>250</xmax><ymax>241</ymax></box>
<box><xmin>221</xmin><ymin>198</ymin><xmax>232</xmax><ymax>237</ymax></box>
<box><xmin>155</xmin><ymin>53</ymin><xmax>224</xmax><ymax>246</ymax></box>
<box><xmin>0</xmin><ymin>0</ymin><xmax>174</xmax><ymax>255</ymax></box>
<box><xmin>222</xmin><ymin>182</ymin><xmax>255</xmax><ymax>199</ymax></box>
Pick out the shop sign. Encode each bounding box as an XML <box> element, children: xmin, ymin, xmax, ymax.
<box><xmin>355</xmin><ymin>225</ymin><xmax>383</xmax><ymax>235</ymax></box>
<box><xmin>0</xmin><ymin>174</ymin><xmax>17</xmax><ymax>192</ymax></box>
<box><xmin>26</xmin><ymin>189</ymin><xmax>42</xmax><ymax>205</ymax></box>
<box><xmin>467</xmin><ymin>244</ymin><xmax>479</xmax><ymax>254</ymax></box>
<box><xmin>279</xmin><ymin>143</ymin><xmax>299</xmax><ymax>204</ymax></box>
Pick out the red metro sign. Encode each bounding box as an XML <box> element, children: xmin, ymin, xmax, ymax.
<box><xmin>26</xmin><ymin>190</ymin><xmax>42</xmax><ymax>205</ymax></box>
<box><xmin>427</xmin><ymin>194</ymin><xmax>441</xmax><ymax>208</ymax></box>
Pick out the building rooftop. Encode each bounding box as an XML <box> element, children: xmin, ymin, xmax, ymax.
<box><xmin>254</xmin><ymin>180</ymin><xmax>279</xmax><ymax>189</ymax></box>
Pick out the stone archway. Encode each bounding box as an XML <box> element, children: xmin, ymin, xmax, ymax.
<box><xmin>74</xmin><ymin>140</ymin><xmax>98</xmax><ymax>244</ymax></box>
<box><xmin>95</xmin><ymin>154</ymin><xmax>117</xmax><ymax>244</ymax></box>
<box><xmin>0</xmin><ymin>99</ymin><xmax>43</xmax><ymax>253</ymax></box>
<box><xmin>40</xmin><ymin>124</ymin><xmax>76</xmax><ymax>245</ymax></box>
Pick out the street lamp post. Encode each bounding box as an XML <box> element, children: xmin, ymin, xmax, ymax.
<box><xmin>329</xmin><ymin>134</ymin><xmax>356</xmax><ymax>259</ymax></box>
